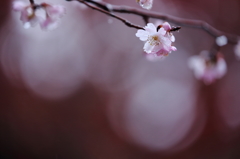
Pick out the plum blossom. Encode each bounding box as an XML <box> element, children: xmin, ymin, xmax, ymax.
<box><xmin>188</xmin><ymin>51</ymin><xmax>227</xmax><ymax>84</ymax></box>
<box><xmin>12</xmin><ymin>1</ymin><xmax>39</xmax><ymax>29</ymax></box>
<box><xmin>40</xmin><ymin>3</ymin><xmax>66</xmax><ymax>30</ymax></box>
<box><xmin>136</xmin><ymin>22</ymin><xmax>177</xmax><ymax>59</ymax></box>
<box><xmin>12</xmin><ymin>1</ymin><xmax>65</xmax><ymax>30</ymax></box>
<box><xmin>136</xmin><ymin>0</ymin><xmax>153</xmax><ymax>10</ymax></box>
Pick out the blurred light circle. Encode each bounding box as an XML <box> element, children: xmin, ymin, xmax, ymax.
<box><xmin>0</xmin><ymin>28</ymin><xmax>23</xmax><ymax>84</ymax></box>
<box><xmin>124</xmin><ymin>79</ymin><xmax>196</xmax><ymax>151</ymax></box>
<box><xmin>19</xmin><ymin>32</ymin><xmax>86</xmax><ymax>99</ymax></box>
<box><xmin>1</xmin><ymin>6</ymin><xmax>91</xmax><ymax>99</ymax></box>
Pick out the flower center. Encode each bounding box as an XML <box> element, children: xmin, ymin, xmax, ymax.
<box><xmin>148</xmin><ymin>35</ymin><xmax>160</xmax><ymax>46</ymax></box>
<box><xmin>26</xmin><ymin>7</ymin><xmax>35</xmax><ymax>20</ymax></box>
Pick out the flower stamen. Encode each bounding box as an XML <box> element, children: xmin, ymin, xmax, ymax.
<box><xmin>148</xmin><ymin>35</ymin><xmax>160</xmax><ymax>46</ymax></box>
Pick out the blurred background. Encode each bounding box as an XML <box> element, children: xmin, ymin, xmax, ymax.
<box><xmin>1</xmin><ymin>0</ymin><xmax>240</xmax><ymax>158</ymax></box>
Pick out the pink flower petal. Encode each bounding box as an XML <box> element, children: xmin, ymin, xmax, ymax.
<box><xmin>136</xmin><ymin>30</ymin><xmax>149</xmax><ymax>41</ymax></box>
<box><xmin>13</xmin><ymin>1</ymin><xmax>28</xmax><ymax>11</ymax></box>
<box><xmin>144</xmin><ymin>23</ymin><xmax>156</xmax><ymax>33</ymax></box>
<box><xmin>46</xmin><ymin>5</ymin><xmax>66</xmax><ymax>18</ymax></box>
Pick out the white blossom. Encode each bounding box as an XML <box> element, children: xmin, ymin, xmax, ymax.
<box><xmin>136</xmin><ymin>22</ymin><xmax>177</xmax><ymax>59</ymax></box>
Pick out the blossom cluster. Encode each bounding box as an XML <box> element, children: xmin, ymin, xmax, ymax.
<box><xmin>13</xmin><ymin>1</ymin><xmax>65</xmax><ymax>30</ymax></box>
<box><xmin>136</xmin><ymin>22</ymin><xmax>177</xmax><ymax>60</ymax></box>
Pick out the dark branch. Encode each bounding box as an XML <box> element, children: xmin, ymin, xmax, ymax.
<box><xmin>29</xmin><ymin>0</ymin><xmax>34</xmax><ymax>5</ymax></box>
<box><xmin>142</xmin><ymin>16</ymin><xmax>149</xmax><ymax>25</ymax></box>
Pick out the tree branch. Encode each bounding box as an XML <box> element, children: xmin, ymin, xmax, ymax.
<box><xmin>67</xmin><ymin>0</ymin><xmax>239</xmax><ymax>44</ymax></box>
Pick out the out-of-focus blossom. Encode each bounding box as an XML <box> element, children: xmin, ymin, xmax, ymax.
<box><xmin>13</xmin><ymin>1</ymin><xmax>65</xmax><ymax>30</ymax></box>
<box><xmin>44</xmin><ymin>4</ymin><xmax>66</xmax><ymax>18</ymax></box>
<box><xmin>39</xmin><ymin>16</ymin><xmax>59</xmax><ymax>31</ymax></box>
<box><xmin>188</xmin><ymin>51</ymin><xmax>227</xmax><ymax>84</ymax></box>
<box><xmin>136</xmin><ymin>22</ymin><xmax>177</xmax><ymax>59</ymax></box>
<box><xmin>136</xmin><ymin>0</ymin><xmax>153</xmax><ymax>10</ymax></box>
<box><xmin>40</xmin><ymin>3</ymin><xmax>66</xmax><ymax>30</ymax></box>
<box><xmin>13</xmin><ymin>1</ymin><xmax>40</xmax><ymax>29</ymax></box>
<box><xmin>234</xmin><ymin>40</ymin><xmax>240</xmax><ymax>59</ymax></box>
<box><xmin>216</xmin><ymin>35</ymin><xmax>228</xmax><ymax>47</ymax></box>
<box><xmin>145</xmin><ymin>53</ymin><xmax>164</xmax><ymax>61</ymax></box>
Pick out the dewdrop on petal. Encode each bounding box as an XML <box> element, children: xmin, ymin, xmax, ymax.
<box><xmin>136</xmin><ymin>0</ymin><xmax>153</xmax><ymax>10</ymax></box>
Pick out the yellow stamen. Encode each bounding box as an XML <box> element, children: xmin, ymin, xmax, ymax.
<box><xmin>148</xmin><ymin>35</ymin><xmax>160</xmax><ymax>46</ymax></box>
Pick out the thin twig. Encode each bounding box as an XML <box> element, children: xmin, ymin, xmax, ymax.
<box><xmin>29</xmin><ymin>0</ymin><xmax>34</xmax><ymax>5</ymax></box>
<box><xmin>142</xmin><ymin>16</ymin><xmax>149</xmax><ymax>25</ymax></box>
<box><xmin>76</xmin><ymin>0</ymin><xmax>144</xmax><ymax>30</ymax></box>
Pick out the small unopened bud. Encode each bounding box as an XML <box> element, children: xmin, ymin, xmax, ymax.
<box><xmin>216</xmin><ymin>35</ymin><xmax>228</xmax><ymax>47</ymax></box>
<box><xmin>156</xmin><ymin>25</ymin><xmax>162</xmax><ymax>32</ymax></box>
